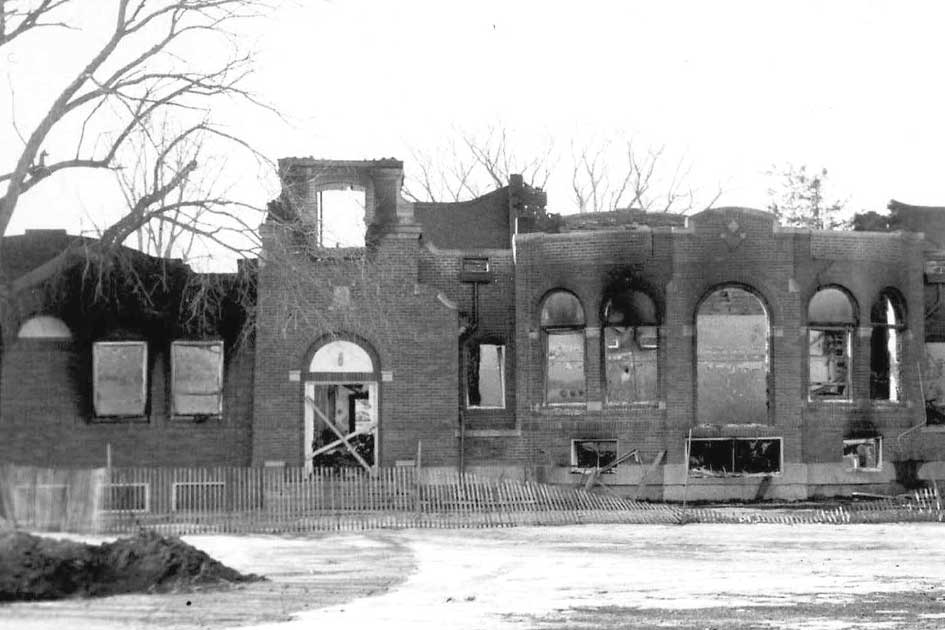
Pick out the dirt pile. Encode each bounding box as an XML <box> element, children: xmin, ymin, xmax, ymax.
<box><xmin>0</xmin><ymin>530</ymin><xmax>262</xmax><ymax>601</ymax></box>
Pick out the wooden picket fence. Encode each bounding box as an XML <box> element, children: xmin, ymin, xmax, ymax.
<box><xmin>4</xmin><ymin>464</ymin><xmax>945</xmax><ymax>534</ymax></box>
<box><xmin>94</xmin><ymin>466</ymin><xmax>684</xmax><ymax>534</ymax></box>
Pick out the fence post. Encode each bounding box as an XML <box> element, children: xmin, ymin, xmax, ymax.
<box><xmin>415</xmin><ymin>440</ymin><xmax>423</xmax><ymax>520</ymax></box>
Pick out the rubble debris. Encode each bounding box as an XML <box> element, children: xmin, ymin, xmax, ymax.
<box><xmin>0</xmin><ymin>529</ymin><xmax>262</xmax><ymax>601</ymax></box>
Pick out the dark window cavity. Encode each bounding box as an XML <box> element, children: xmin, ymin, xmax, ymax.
<box><xmin>688</xmin><ymin>437</ymin><xmax>782</xmax><ymax>476</ymax></box>
<box><xmin>870</xmin><ymin>292</ymin><xmax>905</xmax><ymax>402</ymax></box>
<box><xmin>603</xmin><ymin>289</ymin><xmax>659</xmax><ymax>404</ymax></box>
<box><xmin>808</xmin><ymin>287</ymin><xmax>856</xmax><ymax>400</ymax></box>
<box><xmin>541</xmin><ymin>291</ymin><xmax>586</xmax><ymax>404</ymax></box>
<box><xmin>571</xmin><ymin>439</ymin><xmax>618</xmax><ymax>472</ymax></box>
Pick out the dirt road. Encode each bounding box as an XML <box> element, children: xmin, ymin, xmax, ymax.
<box><xmin>3</xmin><ymin>523</ymin><xmax>945</xmax><ymax>629</ymax></box>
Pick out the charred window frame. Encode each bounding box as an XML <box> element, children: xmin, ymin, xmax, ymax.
<box><xmin>540</xmin><ymin>291</ymin><xmax>586</xmax><ymax>405</ymax></box>
<box><xmin>870</xmin><ymin>292</ymin><xmax>905</xmax><ymax>402</ymax></box>
<box><xmin>687</xmin><ymin>437</ymin><xmax>782</xmax><ymax>476</ymax></box>
<box><xmin>571</xmin><ymin>439</ymin><xmax>618</xmax><ymax>472</ymax></box>
<box><xmin>603</xmin><ymin>289</ymin><xmax>659</xmax><ymax>405</ymax></box>
<box><xmin>808</xmin><ymin>287</ymin><xmax>856</xmax><ymax>401</ymax></box>
<box><xmin>843</xmin><ymin>437</ymin><xmax>882</xmax><ymax>471</ymax></box>
<box><xmin>466</xmin><ymin>341</ymin><xmax>506</xmax><ymax>409</ymax></box>
<box><xmin>92</xmin><ymin>341</ymin><xmax>148</xmax><ymax>418</ymax></box>
<box><xmin>171</xmin><ymin>340</ymin><xmax>224</xmax><ymax>418</ymax></box>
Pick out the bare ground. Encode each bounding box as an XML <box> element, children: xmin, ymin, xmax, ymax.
<box><xmin>3</xmin><ymin>522</ymin><xmax>945</xmax><ymax>629</ymax></box>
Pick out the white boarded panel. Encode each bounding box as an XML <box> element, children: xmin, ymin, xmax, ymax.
<box><xmin>93</xmin><ymin>341</ymin><xmax>147</xmax><ymax>416</ymax></box>
<box><xmin>310</xmin><ymin>340</ymin><xmax>373</xmax><ymax>372</ymax></box>
<box><xmin>172</xmin><ymin>341</ymin><xmax>223</xmax><ymax>415</ymax></box>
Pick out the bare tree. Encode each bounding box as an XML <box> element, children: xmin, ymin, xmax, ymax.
<box><xmin>0</xmin><ymin>0</ymin><xmax>271</xmax><ymax>300</ymax></box>
<box><xmin>403</xmin><ymin>125</ymin><xmax>555</xmax><ymax>203</ymax></box>
<box><xmin>570</xmin><ymin>140</ymin><xmax>719</xmax><ymax>214</ymax></box>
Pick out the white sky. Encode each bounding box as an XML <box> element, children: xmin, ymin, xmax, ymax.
<box><xmin>4</xmin><ymin>0</ymin><xmax>945</xmax><ymax>258</ymax></box>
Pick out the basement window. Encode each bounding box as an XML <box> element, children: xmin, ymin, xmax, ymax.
<box><xmin>843</xmin><ymin>437</ymin><xmax>882</xmax><ymax>471</ymax></box>
<box><xmin>466</xmin><ymin>343</ymin><xmax>505</xmax><ymax>408</ymax></box>
<box><xmin>171</xmin><ymin>341</ymin><xmax>224</xmax><ymax>417</ymax></box>
<box><xmin>687</xmin><ymin>437</ymin><xmax>782</xmax><ymax>476</ymax></box>
<box><xmin>93</xmin><ymin>341</ymin><xmax>147</xmax><ymax>417</ymax></box>
<box><xmin>571</xmin><ymin>439</ymin><xmax>618</xmax><ymax>472</ymax></box>
<box><xmin>808</xmin><ymin>287</ymin><xmax>856</xmax><ymax>401</ymax></box>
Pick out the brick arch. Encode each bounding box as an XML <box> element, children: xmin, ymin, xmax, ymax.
<box><xmin>534</xmin><ymin>288</ymin><xmax>588</xmax><ymax>329</ymax></box>
<box><xmin>685</xmin><ymin>274</ymin><xmax>783</xmax><ymax>328</ymax></box>
<box><xmin>804</xmin><ymin>283</ymin><xmax>859</xmax><ymax>326</ymax></box>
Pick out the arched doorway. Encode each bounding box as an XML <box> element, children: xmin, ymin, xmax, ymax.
<box><xmin>696</xmin><ymin>286</ymin><xmax>770</xmax><ymax>425</ymax></box>
<box><xmin>304</xmin><ymin>339</ymin><xmax>379</xmax><ymax>473</ymax></box>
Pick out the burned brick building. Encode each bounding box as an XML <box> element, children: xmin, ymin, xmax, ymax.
<box><xmin>3</xmin><ymin>157</ymin><xmax>945</xmax><ymax>501</ymax></box>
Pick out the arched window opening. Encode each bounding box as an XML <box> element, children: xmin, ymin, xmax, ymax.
<box><xmin>540</xmin><ymin>291</ymin><xmax>586</xmax><ymax>404</ymax></box>
<box><xmin>17</xmin><ymin>315</ymin><xmax>72</xmax><ymax>339</ymax></box>
<box><xmin>808</xmin><ymin>287</ymin><xmax>856</xmax><ymax>400</ymax></box>
<box><xmin>696</xmin><ymin>286</ymin><xmax>770</xmax><ymax>424</ymax></box>
<box><xmin>870</xmin><ymin>291</ymin><xmax>905</xmax><ymax>401</ymax></box>
<box><xmin>603</xmin><ymin>289</ymin><xmax>659</xmax><ymax>404</ymax></box>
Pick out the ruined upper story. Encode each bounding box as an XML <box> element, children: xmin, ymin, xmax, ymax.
<box><xmin>268</xmin><ymin>158</ymin><xmax>551</xmax><ymax>252</ymax></box>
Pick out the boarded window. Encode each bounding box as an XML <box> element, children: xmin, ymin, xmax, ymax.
<box><xmin>870</xmin><ymin>293</ymin><xmax>905</xmax><ymax>402</ymax></box>
<box><xmin>546</xmin><ymin>332</ymin><xmax>586</xmax><ymax>404</ymax></box>
<box><xmin>93</xmin><ymin>341</ymin><xmax>147</xmax><ymax>417</ymax></box>
<box><xmin>843</xmin><ymin>437</ymin><xmax>882</xmax><ymax>470</ymax></box>
<box><xmin>172</xmin><ymin>341</ymin><xmax>224</xmax><ymax>416</ymax></box>
<box><xmin>571</xmin><ymin>439</ymin><xmax>618</xmax><ymax>472</ymax></box>
<box><xmin>687</xmin><ymin>437</ymin><xmax>781</xmax><ymax>476</ymax></box>
<box><xmin>467</xmin><ymin>343</ymin><xmax>505</xmax><ymax>408</ymax></box>
<box><xmin>808</xmin><ymin>287</ymin><xmax>856</xmax><ymax>401</ymax></box>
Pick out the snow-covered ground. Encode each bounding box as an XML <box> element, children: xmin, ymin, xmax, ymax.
<box><xmin>4</xmin><ymin>523</ymin><xmax>945</xmax><ymax>629</ymax></box>
<box><xmin>233</xmin><ymin>523</ymin><xmax>945</xmax><ymax>630</ymax></box>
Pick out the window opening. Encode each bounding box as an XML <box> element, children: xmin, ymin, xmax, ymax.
<box><xmin>171</xmin><ymin>341</ymin><xmax>224</xmax><ymax>417</ymax></box>
<box><xmin>603</xmin><ymin>289</ymin><xmax>659</xmax><ymax>404</ymax></box>
<box><xmin>571</xmin><ymin>439</ymin><xmax>618</xmax><ymax>472</ymax></box>
<box><xmin>308</xmin><ymin>383</ymin><xmax>377</xmax><ymax>469</ymax></box>
<box><xmin>541</xmin><ymin>291</ymin><xmax>586</xmax><ymax>404</ymax></box>
<box><xmin>687</xmin><ymin>437</ymin><xmax>781</xmax><ymax>476</ymax></box>
<box><xmin>303</xmin><ymin>185</ymin><xmax>367</xmax><ymax>248</ymax></box>
<box><xmin>467</xmin><ymin>343</ymin><xmax>505</xmax><ymax>408</ymax></box>
<box><xmin>696</xmin><ymin>287</ymin><xmax>769</xmax><ymax>423</ymax></box>
<box><xmin>17</xmin><ymin>315</ymin><xmax>72</xmax><ymax>339</ymax></box>
<box><xmin>93</xmin><ymin>341</ymin><xmax>147</xmax><ymax>417</ymax></box>
<box><xmin>924</xmin><ymin>342</ymin><xmax>945</xmax><ymax>425</ymax></box>
<box><xmin>870</xmin><ymin>293</ymin><xmax>904</xmax><ymax>402</ymax></box>
<box><xmin>843</xmin><ymin>437</ymin><xmax>882</xmax><ymax>470</ymax></box>
<box><xmin>808</xmin><ymin>288</ymin><xmax>856</xmax><ymax>400</ymax></box>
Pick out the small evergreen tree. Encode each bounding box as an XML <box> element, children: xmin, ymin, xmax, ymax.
<box><xmin>767</xmin><ymin>165</ymin><xmax>849</xmax><ymax>230</ymax></box>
